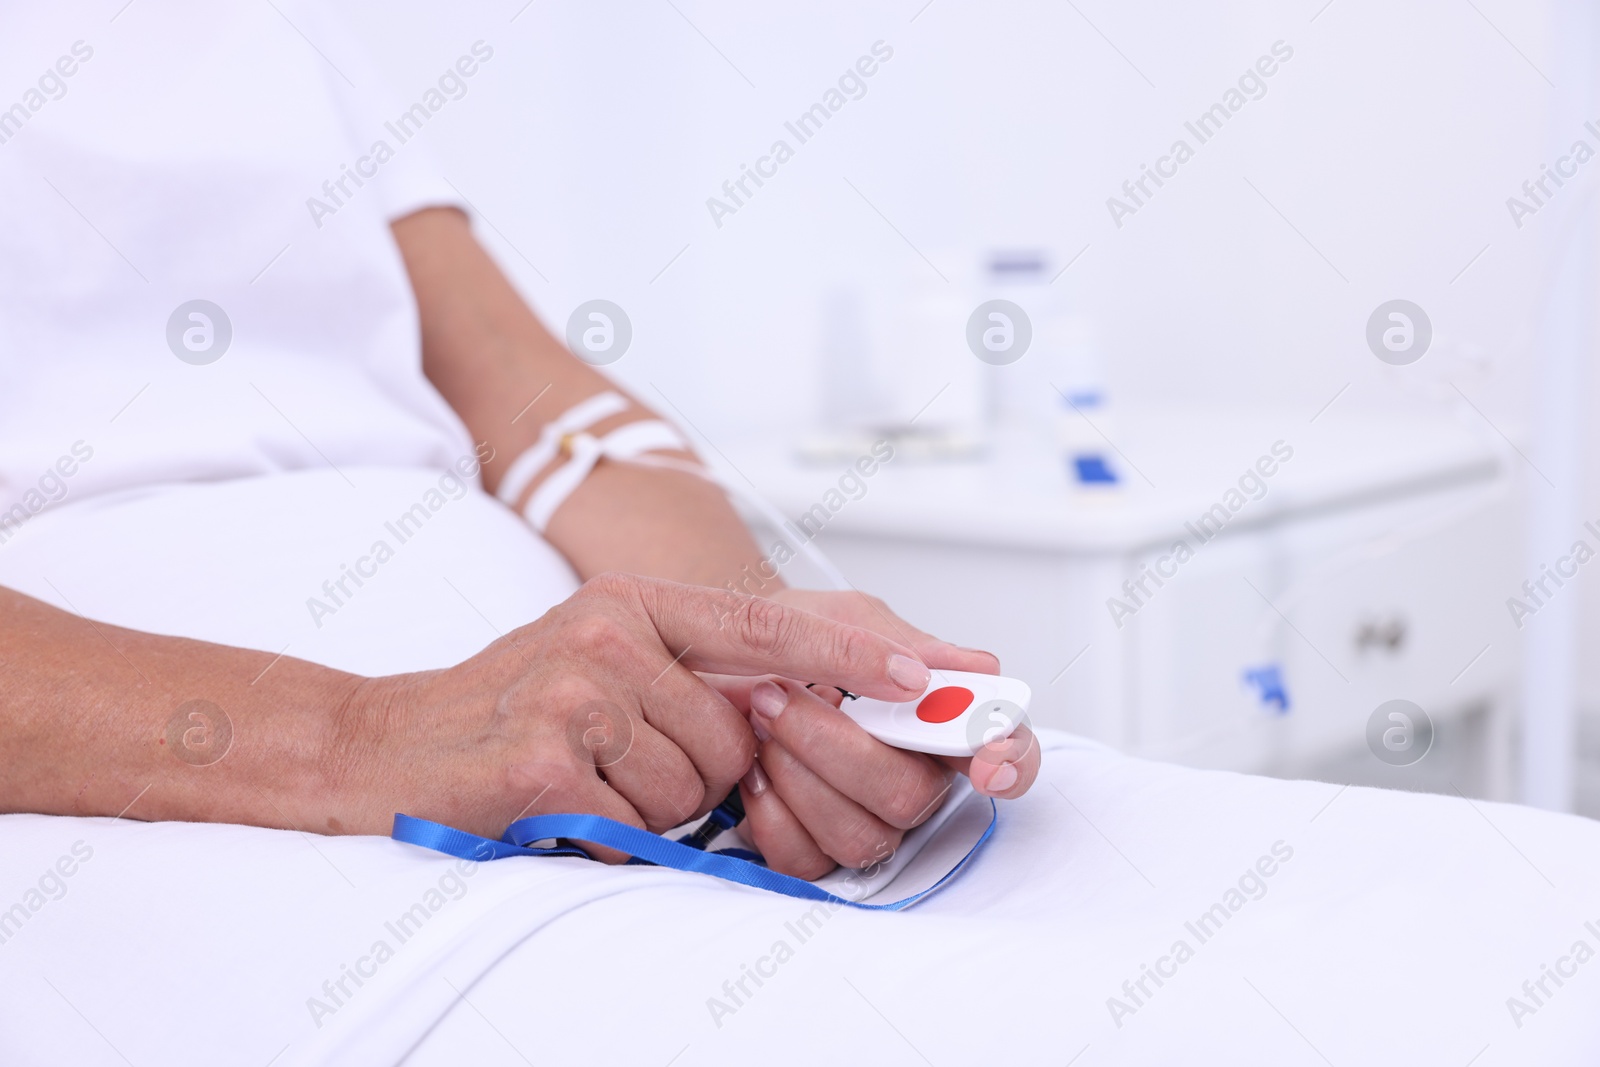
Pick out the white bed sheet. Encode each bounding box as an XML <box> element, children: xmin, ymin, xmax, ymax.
<box><xmin>1</xmin><ymin>469</ymin><xmax>1596</xmax><ymax>1066</ymax></box>
<box><xmin>404</xmin><ymin>735</ymin><xmax>1600</xmax><ymax>1067</ymax></box>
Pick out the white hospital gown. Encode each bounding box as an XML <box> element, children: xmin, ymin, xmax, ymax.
<box><xmin>0</xmin><ymin>1</ymin><xmax>474</xmax><ymax>517</ymax></box>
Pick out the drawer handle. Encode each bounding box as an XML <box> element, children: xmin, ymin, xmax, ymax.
<box><xmin>1355</xmin><ymin>618</ymin><xmax>1407</xmax><ymax>654</ymax></box>
<box><xmin>1242</xmin><ymin>664</ymin><xmax>1291</xmax><ymax>714</ymax></box>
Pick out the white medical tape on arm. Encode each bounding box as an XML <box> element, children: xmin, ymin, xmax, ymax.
<box><xmin>492</xmin><ymin>390</ymin><xmax>691</xmax><ymax>533</ymax></box>
<box><xmin>522</xmin><ymin>418</ymin><xmax>689</xmax><ymax>531</ymax></box>
<box><xmin>493</xmin><ymin>391</ymin><xmax>631</xmax><ymax>510</ymax></box>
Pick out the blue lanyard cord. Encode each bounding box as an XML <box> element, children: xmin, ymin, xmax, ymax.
<box><xmin>391</xmin><ymin>799</ymin><xmax>997</xmax><ymax>911</ymax></box>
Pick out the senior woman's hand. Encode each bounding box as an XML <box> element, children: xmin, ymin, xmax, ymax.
<box><xmin>0</xmin><ymin>577</ymin><xmax>933</xmax><ymax>851</ymax></box>
<box><xmin>701</xmin><ymin>588</ymin><xmax>1042</xmax><ymax>880</ymax></box>
<box><xmin>338</xmin><ymin>574</ymin><xmax>939</xmax><ymax>858</ymax></box>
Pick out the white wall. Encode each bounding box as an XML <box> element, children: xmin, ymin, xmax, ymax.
<box><xmin>333</xmin><ymin>0</ymin><xmax>1559</xmax><ymax>415</ymax></box>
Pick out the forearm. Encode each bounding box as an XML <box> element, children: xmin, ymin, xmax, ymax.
<box><xmin>0</xmin><ymin>585</ymin><xmax>365</xmax><ymax>830</ymax></box>
<box><xmin>394</xmin><ymin>207</ymin><xmax>774</xmax><ymax>589</ymax></box>
<box><xmin>542</xmin><ymin>461</ymin><xmax>779</xmax><ymax>588</ymax></box>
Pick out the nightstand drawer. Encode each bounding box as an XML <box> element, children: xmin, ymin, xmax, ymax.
<box><xmin>1127</xmin><ymin>481</ymin><xmax>1516</xmax><ymax>772</ymax></box>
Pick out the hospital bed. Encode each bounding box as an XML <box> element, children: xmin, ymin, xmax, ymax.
<box><xmin>1</xmin><ymin>469</ymin><xmax>1595</xmax><ymax>1065</ymax></box>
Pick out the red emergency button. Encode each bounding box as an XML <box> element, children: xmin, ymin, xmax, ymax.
<box><xmin>916</xmin><ymin>686</ymin><xmax>974</xmax><ymax>724</ymax></box>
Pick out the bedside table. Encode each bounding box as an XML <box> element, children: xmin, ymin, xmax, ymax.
<box><xmin>726</xmin><ymin>405</ymin><xmax>1519</xmax><ymax>798</ymax></box>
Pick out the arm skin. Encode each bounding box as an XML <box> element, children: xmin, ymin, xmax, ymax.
<box><xmin>0</xmin><ymin>584</ymin><xmax>360</xmax><ymax>831</ymax></box>
<box><xmin>392</xmin><ymin>206</ymin><xmax>769</xmax><ymax>589</ymax></box>
<box><xmin>0</xmin><ymin>574</ymin><xmax>942</xmax><ymax>842</ymax></box>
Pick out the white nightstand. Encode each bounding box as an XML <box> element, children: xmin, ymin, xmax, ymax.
<box><xmin>728</xmin><ymin>405</ymin><xmax>1520</xmax><ymax>798</ymax></box>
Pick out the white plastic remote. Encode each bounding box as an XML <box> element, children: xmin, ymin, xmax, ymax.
<box><xmin>839</xmin><ymin>670</ymin><xmax>1032</xmax><ymax>757</ymax></box>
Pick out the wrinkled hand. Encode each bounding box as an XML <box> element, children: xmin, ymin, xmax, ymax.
<box><xmin>703</xmin><ymin>588</ymin><xmax>1041</xmax><ymax>880</ymax></box>
<box><xmin>343</xmin><ymin>574</ymin><xmax>936</xmax><ymax>859</ymax></box>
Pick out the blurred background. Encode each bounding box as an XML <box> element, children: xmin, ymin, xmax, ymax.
<box><xmin>336</xmin><ymin>0</ymin><xmax>1599</xmax><ymax>813</ymax></box>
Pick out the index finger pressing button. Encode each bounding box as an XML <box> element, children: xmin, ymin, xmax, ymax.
<box><xmin>631</xmin><ymin>579</ymin><xmax>928</xmax><ymax>702</ymax></box>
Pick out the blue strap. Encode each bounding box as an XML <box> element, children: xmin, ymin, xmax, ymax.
<box><xmin>391</xmin><ymin>800</ymin><xmax>997</xmax><ymax>911</ymax></box>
